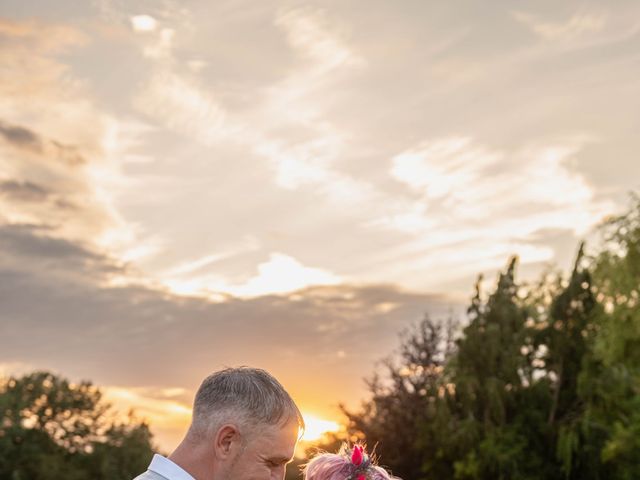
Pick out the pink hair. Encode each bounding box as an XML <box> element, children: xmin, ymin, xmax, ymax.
<box><xmin>303</xmin><ymin>445</ymin><xmax>401</xmax><ymax>480</ymax></box>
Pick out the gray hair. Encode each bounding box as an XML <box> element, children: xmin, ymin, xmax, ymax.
<box><xmin>188</xmin><ymin>367</ymin><xmax>304</xmax><ymax>439</ymax></box>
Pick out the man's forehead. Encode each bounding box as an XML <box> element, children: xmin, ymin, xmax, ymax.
<box><xmin>258</xmin><ymin>422</ymin><xmax>298</xmax><ymax>456</ymax></box>
<box><xmin>262</xmin><ymin>420</ymin><xmax>300</xmax><ymax>438</ymax></box>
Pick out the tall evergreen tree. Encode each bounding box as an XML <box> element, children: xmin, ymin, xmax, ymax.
<box><xmin>449</xmin><ymin>258</ymin><xmax>549</xmax><ymax>480</ymax></box>
<box><xmin>580</xmin><ymin>196</ymin><xmax>640</xmax><ymax>479</ymax></box>
<box><xmin>533</xmin><ymin>245</ymin><xmax>599</xmax><ymax>478</ymax></box>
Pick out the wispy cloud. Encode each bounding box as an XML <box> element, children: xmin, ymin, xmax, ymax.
<box><xmin>512</xmin><ymin>7</ymin><xmax>640</xmax><ymax>51</ymax></box>
<box><xmin>275</xmin><ymin>7</ymin><xmax>364</xmax><ymax>76</ymax></box>
<box><xmin>513</xmin><ymin>11</ymin><xmax>607</xmax><ymax>42</ymax></box>
<box><xmin>388</xmin><ymin>136</ymin><xmax>609</xmax><ymax>232</ymax></box>
<box><xmin>134</xmin><ymin>70</ymin><xmax>229</xmax><ymax>144</ymax></box>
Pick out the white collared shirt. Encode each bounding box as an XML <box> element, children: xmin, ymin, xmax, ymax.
<box><xmin>148</xmin><ymin>454</ymin><xmax>196</xmax><ymax>480</ymax></box>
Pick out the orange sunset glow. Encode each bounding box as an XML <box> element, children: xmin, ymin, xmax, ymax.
<box><xmin>299</xmin><ymin>414</ymin><xmax>341</xmax><ymax>442</ymax></box>
<box><xmin>102</xmin><ymin>387</ymin><xmax>341</xmax><ymax>451</ymax></box>
<box><xmin>1</xmin><ymin>0</ymin><xmax>639</xmax><ymax>462</ymax></box>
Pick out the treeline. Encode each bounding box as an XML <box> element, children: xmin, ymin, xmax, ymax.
<box><xmin>310</xmin><ymin>197</ymin><xmax>640</xmax><ymax>480</ymax></box>
<box><xmin>0</xmin><ymin>371</ymin><xmax>154</xmax><ymax>479</ymax></box>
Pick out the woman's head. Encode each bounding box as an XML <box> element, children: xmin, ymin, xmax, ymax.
<box><xmin>303</xmin><ymin>444</ymin><xmax>401</xmax><ymax>480</ymax></box>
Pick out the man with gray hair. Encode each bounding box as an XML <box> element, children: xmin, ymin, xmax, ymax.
<box><xmin>134</xmin><ymin>367</ymin><xmax>305</xmax><ymax>480</ymax></box>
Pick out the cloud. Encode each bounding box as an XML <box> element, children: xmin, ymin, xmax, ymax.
<box><xmin>0</xmin><ymin>17</ymin><xmax>87</xmax><ymax>52</ymax></box>
<box><xmin>250</xmin><ymin>7</ymin><xmax>367</xmax><ymax>195</ymax></box>
<box><xmin>0</xmin><ymin>180</ymin><xmax>51</xmax><ymax>203</ymax></box>
<box><xmin>512</xmin><ymin>7</ymin><xmax>640</xmax><ymax>51</ymax></box>
<box><xmin>0</xmin><ymin>120</ymin><xmax>86</xmax><ymax>166</ymax></box>
<box><xmin>388</xmin><ymin>136</ymin><xmax>611</xmax><ymax>233</ymax></box>
<box><xmin>344</xmin><ymin>135</ymin><xmax>617</xmax><ymax>290</ymax></box>
<box><xmin>0</xmin><ymin>18</ymin><xmax>154</xmax><ymax>269</ymax></box>
<box><xmin>7</xmin><ymin>1</ymin><xmax>629</xmax><ymax>302</ymax></box>
<box><xmin>161</xmin><ymin>252</ymin><xmax>342</xmax><ymax>299</ymax></box>
<box><xmin>134</xmin><ymin>70</ymin><xmax>229</xmax><ymax>145</ymax></box>
<box><xmin>0</xmin><ymin>122</ymin><xmax>42</xmax><ymax>151</ymax></box>
<box><xmin>125</xmin><ymin>2</ymin><xmax>380</xmax><ymax>244</ymax></box>
<box><xmin>0</xmin><ymin>221</ymin><xmax>453</xmax><ymax>356</ymax></box>
<box><xmin>131</xmin><ymin>14</ymin><xmax>158</xmax><ymax>32</ymax></box>
<box><xmin>390</xmin><ymin>137</ymin><xmax>500</xmax><ymax>200</ymax></box>
<box><xmin>513</xmin><ymin>11</ymin><xmax>607</xmax><ymax>41</ymax></box>
<box><xmin>222</xmin><ymin>252</ymin><xmax>342</xmax><ymax>297</ymax></box>
<box><xmin>252</xmin><ymin>135</ymin><xmax>378</xmax><ymax>209</ymax></box>
<box><xmin>0</xmin><ymin>224</ymin><xmax>100</xmax><ymax>262</ymax></box>
<box><xmin>275</xmin><ymin>7</ymin><xmax>364</xmax><ymax>75</ymax></box>
<box><xmin>0</xmin><ymin>18</ymin><xmax>88</xmax><ymax>110</ymax></box>
<box><xmin>0</xmin><ymin>119</ymin><xmax>117</xmax><ymax>244</ymax></box>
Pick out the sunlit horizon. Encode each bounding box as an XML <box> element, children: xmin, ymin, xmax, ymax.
<box><xmin>300</xmin><ymin>414</ymin><xmax>341</xmax><ymax>443</ymax></box>
<box><xmin>103</xmin><ymin>386</ymin><xmax>344</xmax><ymax>452</ymax></box>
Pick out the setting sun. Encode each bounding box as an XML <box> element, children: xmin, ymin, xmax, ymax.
<box><xmin>301</xmin><ymin>414</ymin><xmax>341</xmax><ymax>442</ymax></box>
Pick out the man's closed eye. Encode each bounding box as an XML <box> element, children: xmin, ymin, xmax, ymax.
<box><xmin>267</xmin><ymin>458</ymin><xmax>291</xmax><ymax>467</ymax></box>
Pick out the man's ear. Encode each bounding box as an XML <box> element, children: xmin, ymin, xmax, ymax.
<box><xmin>213</xmin><ymin>424</ymin><xmax>242</xmax><ymax>459</ymax></box>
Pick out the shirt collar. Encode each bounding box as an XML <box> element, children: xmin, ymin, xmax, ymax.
<box><xmin>148</xmin><ymin>454</ymin><xmax>197</xmax><ymax>480</ymax></box>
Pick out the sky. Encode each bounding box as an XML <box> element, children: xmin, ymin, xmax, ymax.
<box><xmin>1</xmin><ymin>0</ymin><xmax>639</xmax><ymax>452</ymax></box>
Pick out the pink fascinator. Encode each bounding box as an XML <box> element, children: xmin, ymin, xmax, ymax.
<box><xmin>346</xmin><ymin>445</ymin><xmax>371</xmax><ymax>480</ymax></box>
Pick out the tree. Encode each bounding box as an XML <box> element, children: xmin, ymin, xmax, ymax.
<box><xmin>449</xmin><ymin>259</ymin><xmax>555</xmax><ymax>480</ymax></box>
<box><xmin>578</xmin><ymin>195</ymin><xmax>640</xmax><ymax>479</ymax></box>
<box><xmin>0</xmin><ymin>370</ymin><xmax>155</xmax><ymax>480</ymax></box>
<box><xmin>339</xmin><ymin>315</ymin><xmax>457</xmax><ymax>480</ymax></box>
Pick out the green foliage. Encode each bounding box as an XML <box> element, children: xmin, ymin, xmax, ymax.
<box><xmin>449</xmin><ymin>256</ymin><xmax>565</xmax><ymax>480</ymax></box>
<box><xmin>582</xmin><ymin>195</ymin><xmax>640</xmax><ymax>479</ymax></box>
<box><xmin>329</xmin><ymin>197</ymin><xmax>640</xmax><ymax>479</ymax></box>
<box><xmin>0</xmin><ymin>371</ymin><xmax>155</xmax><ymax>480</ymax></box>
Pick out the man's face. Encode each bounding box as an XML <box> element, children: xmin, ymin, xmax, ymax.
<box><xmin>225</xmin><ymin>420</ymin><xmax>299</xmax><ymax>480</ymax></box>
